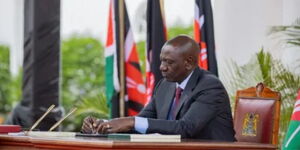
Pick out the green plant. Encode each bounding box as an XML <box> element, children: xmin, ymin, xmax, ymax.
<box><xmin>0</xmin><ymin>45</ymin><xmax>22</xmax><ymax>123</ymax></box>
<box><xmin>0</xmin><ymin>45</ymin><xmax>11</xmax><ymax>114</ymax></box>
<box><xmin>63</xmin><ymin>93</ymin><xmax>109</xmax><ymax>131</ymax></box>
<box><xmin>136</xmin><ymin>41</ymin><xmax>146</xmax><ymax>77</ymax></box>
<box><xmin>0</xmin><ymin>46</ymin><xmax>22</xmax><ymax>115</ymax></box>
<box><xmin>168</xmin><ymin>25</ymin><xmax>194</xmax><ymax>39</ymax></box>
<box><xmin>61</xmin><ymin>35</ymin><xmax>107</xmax><ymax>131</ymax></box>
<box><xmin>267</xmin><ymin>18</ymin><xmax>300</xmax><ymax>144</ymax></box>
<box><xmin>269</xmin><ymin>18</ymin><xmax>300</xmax><ymax>47</ymax></box>
<box><xmin>75</xmin><ymin>93</ymin><xmax>109</xmax><ymax>118</ymax></box>
<box><xmin>223</xmin><ymin>49</ymin><xmax>300</xmax><ymax>144</ymax></box>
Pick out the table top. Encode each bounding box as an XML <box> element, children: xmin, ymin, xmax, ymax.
<box><xmin>0</xmin><ymin>134</ymin><xmax>278</xmax><ymax>150</ymax></box>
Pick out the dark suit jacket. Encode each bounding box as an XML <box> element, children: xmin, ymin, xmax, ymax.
<box><xmin>138</xmin><ymin>67</ymin><xmax>236</xmax><ymax>141</ymax></box>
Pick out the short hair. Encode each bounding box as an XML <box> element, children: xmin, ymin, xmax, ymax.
<box><xmin>164</xmin><ymin>35</ymin><xmax>199</xmax><ymax>65</ymax></box>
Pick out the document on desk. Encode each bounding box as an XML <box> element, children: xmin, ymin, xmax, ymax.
<box><xmin>8</xmin><ymin>131</ymin><xmax>181</xmax><ymax>142</ymax></box>
<box><xmin>8</xmin><ymin>131</ymin><xmax>76</xmax><ymax>137</ymax></box>
<box><xmin>8</xmin><ymin>131</ymin><xmax>106</xmax><ymax>138</ymax></box>
<box><xmin>108</xmin><ymin>133</ymin><xmax>181</xmax><ymax>142</ymax></box>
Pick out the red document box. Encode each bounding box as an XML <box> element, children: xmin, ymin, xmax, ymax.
<box><xmin>0</xmin><ymin>125</ymin><xmax>21</xmax><ymax>133</ymax></box>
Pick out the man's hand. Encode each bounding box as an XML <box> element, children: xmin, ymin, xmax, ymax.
<box><xmin>81</xmin><ymin>116</ymin><xmax>104</xmax><ymax>134</ymax></box>
<box><xmin>96</xmin><ymin>117</ymin><xmax>134</xmax><ymax>134</ymax></box>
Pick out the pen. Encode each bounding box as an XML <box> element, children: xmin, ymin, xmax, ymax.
<box><xmin>48</xmin><ymin>107</ymin><xmax>77</xmax><ymax>131</ymax></box>
<box><xmin>29</xmin><ymin>104</ymin><xmax>55</xmax><ymax>132</ymax></box>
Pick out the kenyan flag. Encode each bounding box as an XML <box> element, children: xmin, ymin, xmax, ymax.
<box><xmin>105</xmin><ymin>0</ymin><xmax>120</xmax><ymax>118</ymax></box>
<box><xmin>282</xmin><ymin>90</ymin><xmax>300</xmax><ymax>150</ymax></box>
<box><xmin>105</xmin><ymin>0</ymin><xmax>146</xmax><ymax>118</ymax></box>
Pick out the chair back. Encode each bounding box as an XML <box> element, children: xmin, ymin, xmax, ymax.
<box><xmin>234</xmin><ymin>83</ymin><xmax>281</xmax><ymax>144</ymax></box>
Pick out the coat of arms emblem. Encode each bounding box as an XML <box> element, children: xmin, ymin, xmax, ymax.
<box><xmin>242</xmin><ymin>112</ymin><xmax>259</xmax><ymax>136</ymax></box>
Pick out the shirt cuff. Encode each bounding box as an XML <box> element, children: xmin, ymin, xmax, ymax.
<box><xmin>134</xmin><ymin>116</ymin><xmax>148</xmax><ymax>134</ymax></box>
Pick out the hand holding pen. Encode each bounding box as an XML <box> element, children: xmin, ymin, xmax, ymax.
<box><xmin>81</xmin><ymin>116</ymin><xmax>104</xmax><ymax>134</ymax></box>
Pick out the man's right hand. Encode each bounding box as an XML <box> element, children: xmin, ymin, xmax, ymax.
<box><xmin>81</xmin><ymin>116</ymin><xmax>104</xmax><ymax>134</ymax></box>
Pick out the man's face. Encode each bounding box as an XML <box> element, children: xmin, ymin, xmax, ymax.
<box><xmin>159</xmin><ymin>45</ymin><xmax>188</xmax><ymax>83</ymax></box>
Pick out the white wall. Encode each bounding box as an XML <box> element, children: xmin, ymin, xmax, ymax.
<box><xmin>214</xmin><ymin>0</ymin><xmax>300</xmax><ymax>79</ymax></box>
<box><xmin>214</xmin><ymin>0</ymin><xmax>282</xmax><ymax>65</ymax></box>
<box><xmin>61</xmin><ymin>0</ymin><xmax>109</xmax><ymax>43</ymax></box>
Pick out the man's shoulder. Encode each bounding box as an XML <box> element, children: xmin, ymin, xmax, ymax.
<box><xmin>199</xmin><ymin>69</ymin><xmax>220</xmax><ymax>81</ymax></box>
<box><xmin>193</xmin><ymin>68</ymin><xmax>225</xmax><ymax>90</ymax></box>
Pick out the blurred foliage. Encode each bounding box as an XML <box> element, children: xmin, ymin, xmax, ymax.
<box><xmin>61</xmin><ymin>35</ymin><xmax>108</xmax><ymax>131</ymax></box>
<box><xmin>0</xmin><ymin>45</ymin><xmax>11</xmax><ymax>114</ymax></box>
<box><xmin>0</xmin><ymin>45</ymin><xmax>22</xmax><ymax>120</ymax></box>
<box><xmin>223</xmin><ymin>49</ymin><xmax>300</xmax><ymax>145</ymax></box>
<box><xmin>266</xmin><ymin>19</ymin><xmax>300</xmax><ymax>144</ymax></box>
<box><xmin>268</xmin><ymin>18</ymin><xmax>300</xmax><ymax>47</ymax></box>
<box><xmin>136</xmin><ymin>41</ymin><xmax>146</xmax><ymax>77</ymax></box>
<box><xmin>168</xmin><ymin>25</ymin><xmax>194</xmax><ymax>39</ymax></box>
<box><xmin>75</xmin><ymin>93</ymin><xmax>109</xmax><ymax>118</ymax></box>
<box><xmin>64</xmin><ymin>93</ymin><xmax>109</xmax><ymax>132</ymax></box>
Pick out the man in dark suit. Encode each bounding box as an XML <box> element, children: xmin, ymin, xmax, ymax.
<box><xmin>81</xmin><ymin>35</ymin><xmax>236</xmax><ymax>141</ymax></box>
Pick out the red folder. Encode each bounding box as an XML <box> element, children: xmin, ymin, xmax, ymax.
<box><xmin>0</xmin><ymin>125</ymin><xmax>21</xmax><ymax>133</ymax></box>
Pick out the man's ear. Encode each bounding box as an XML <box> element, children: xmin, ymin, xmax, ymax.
<box><xmin>185</xmin><ymin>56</ymin><xmax>193</xmax><ymax>70</ymax></box>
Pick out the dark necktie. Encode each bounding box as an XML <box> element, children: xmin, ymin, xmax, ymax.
<box><xmin>172</xmin><ymin>87</ymin><xmax>183</xmax><ymax>119</ymax></box>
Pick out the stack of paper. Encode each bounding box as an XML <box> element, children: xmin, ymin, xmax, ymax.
<box><xmin>9</xmin><ymin>131</ymin><xmax>76</xmax><ymax>137</ymax></box>
<box><xmin>7</xmin><ymin>131</ymin><xmax>181</xmax><ymax>142</ymax></box>
<box><xmin>108</xmin><ymin>133</ymin><xmax>181</xmax><ymax>142</ymax></box>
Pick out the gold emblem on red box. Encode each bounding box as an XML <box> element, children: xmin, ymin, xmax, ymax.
<box><xmin>242</xmin><ymin>112</ymin><xmax>259</xmax><ymax>136</ymax></box>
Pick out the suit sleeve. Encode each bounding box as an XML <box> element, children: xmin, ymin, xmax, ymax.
<box><xmin>145</xmin><ymin>76</ymin><xmax>228</xmax><ymax>138</ymax></box>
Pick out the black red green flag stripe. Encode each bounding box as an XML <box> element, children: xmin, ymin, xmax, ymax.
<box><xmin>105</xmin><ymin>0</ymin><xmax>146</xmax><ymax>118</ymax></box>
<box><xmin>146</xmin><ymin>0</ymin><xmax>167</xmax><ymax>102</ymax></box>
<box><xmin>194</xmin><ymin>0</ymin><xmax>218</xmax><ymax>76</ymax></box>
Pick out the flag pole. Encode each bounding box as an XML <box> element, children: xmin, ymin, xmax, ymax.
<box><xmin>118</xmin><ymin>0</ymin><xmax>125</xmax><ymax>117</ymax></box>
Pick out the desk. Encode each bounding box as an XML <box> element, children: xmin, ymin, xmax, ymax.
<box><xmin>0</xmin><ymin>134</ymin><xmax>277</xmax><ymax>150</ymax></box>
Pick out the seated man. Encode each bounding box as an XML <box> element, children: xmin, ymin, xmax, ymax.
<box><xmin>81</xmin><ymin>35</ymin><xmax>236</xmax><ymax>141</ymax></box>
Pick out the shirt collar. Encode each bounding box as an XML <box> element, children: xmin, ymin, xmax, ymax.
<box><xmin>176</xmin><ymin>71</ymin><xmax>194</xmax><ymax>90</ymax></box>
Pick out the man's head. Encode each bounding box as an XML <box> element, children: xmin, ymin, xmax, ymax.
<box><xmin>160</xmin><ymin>35</ymin><xmax>199</xmax><ymax>83</ymax></box>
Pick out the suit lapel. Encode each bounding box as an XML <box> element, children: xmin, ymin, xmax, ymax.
<box><xmin>161</xmin><ymin>83</ymin><xmax>176</xmax><ymax>119</ymax></box>
<box><xmin>174</xmin><ymin>68</ymin><xmax>203</xmax><ymax>118</ymax></box>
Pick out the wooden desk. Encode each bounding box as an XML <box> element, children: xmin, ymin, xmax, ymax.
<box><xmin>0</xmin><ymin>134</ymin><xmax>277</xmax><ymax>150</ymax></box>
